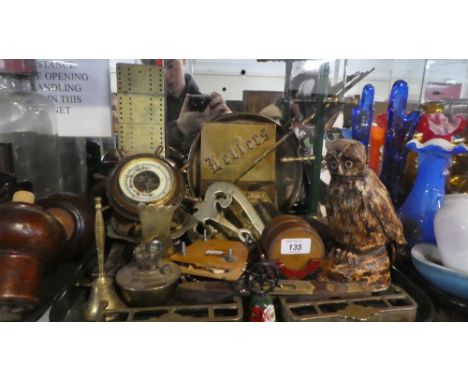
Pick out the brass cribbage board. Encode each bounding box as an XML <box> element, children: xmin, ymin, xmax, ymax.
<box><xmin>116</xmin><ymin>63</ymin><xmax>165</xmax><ymax>156</ymax></box>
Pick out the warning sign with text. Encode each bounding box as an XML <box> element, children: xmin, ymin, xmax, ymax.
<box><xmin>35</xmin><ymin>59</ymin><xmax>112</xmax><ymax>137</ymax></box>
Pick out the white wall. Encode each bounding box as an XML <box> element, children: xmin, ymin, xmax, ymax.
<box><xmin>190</xmin><ymin>59</ymin><xmax>430</xmax><ymax>104</ymax></box>
<box><xmin>189</xmin><ymin>59</ymin><xmax>285</xmax><ymax>77</ymax></box>
<box><xmin>343</xmin><ymin>59</ymin><xmax>426</xmax><ymax>103</ymax></box>
<box><xmin>189</xmin><ymin>59</ymin><xmax>346</xmax><ymax>101</ymax></box>
<box><xmin>107</xmin><ymin>59</ymin><xmax>468</xmax><ymax>104</ymax></box>
<box><xmin>422</xmin><ymin>60</ymin><xmax>468</xmax><ymax>99</ymax></box>
<box><xmin>193</xmin><ymin>73</ymin><xmax>285</xmax><ymax>100</ymax></box>
<box><xmin>190</xmin><ymin>59</ymin><xmax>285</xmax><ymax>100</ymax></box>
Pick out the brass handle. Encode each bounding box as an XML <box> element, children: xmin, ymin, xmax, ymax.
<box><xmin>280</xmin><ymin>156</ymin><xmax>315</xmax><ymax>163</ymax></box>
<box><xmin>94</xmin><ymin>197</ymin><xmax>106</xmax><ymax>278</ymax></box>
<box><xmin>335</xmin><ymin>303</ymin><xmax>380</xmax><ymax>321</ymax></box>
<box><xmin>232</xmin><ymin>131</ymin><xmax>294</xmax><ymax>183</ymax></box>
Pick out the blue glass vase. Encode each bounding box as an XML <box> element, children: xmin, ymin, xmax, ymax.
<box><xmin>399</xmin><ymin>138</ymin><xmax>468</xmax><ymax>247</ymax></box>
<box><xmin>351</xmin><ymin>84</ymin><xmax>374</xmax><ymax>151</ymax></box>
<box><xmin>380</xmin><ymin>80</ymin><xmax>421</xmax><ymax>206</ymax></box>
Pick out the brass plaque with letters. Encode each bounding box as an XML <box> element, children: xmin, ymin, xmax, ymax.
<box><xmin>200</xmin><ymin>122</ymin><xmax>276</xmax><ymax>184</ymax></box>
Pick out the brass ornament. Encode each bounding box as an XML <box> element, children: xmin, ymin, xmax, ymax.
<box><xmin>192</xmin><ymin>181</ymin><xmax>265</xmax><ymax>242</ymax></box>
<box><xmin>140</xmin><ymin>205</ymin><xmax>175</xmax><ymax>242</ymax></box>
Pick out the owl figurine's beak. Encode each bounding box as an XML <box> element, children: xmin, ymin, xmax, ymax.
<box><xmin>336</xmin><ymin>163</ymin><xmax>343</xmax><ymax>176</ymax></box>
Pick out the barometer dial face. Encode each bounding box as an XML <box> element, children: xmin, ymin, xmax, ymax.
<box><xmin>118</xmin><ymin>158</ymin><xmax>175</xmax><ymax>204</ymax></box>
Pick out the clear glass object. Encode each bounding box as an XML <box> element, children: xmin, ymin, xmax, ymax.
<box><xmin>0</xmin><ymin>69</ymin><xmax>62</xmax><ymax>198</ymax></box>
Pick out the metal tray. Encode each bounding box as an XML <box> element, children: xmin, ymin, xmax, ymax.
<box><xmin>279</xmin><ymin>284</ymin><xmax>418</xmax><ymax>322</ymax></box>
<box><xmin>48</xmin><ymin>263</ymin><xmax>435</xmax><ymax>322</ymax></box>
<box><xmin>49</xmin><ymin>280</ymin><xmax>243</xmax><ymax>322</ymax></box>
<box><xmin>94</xmin><ymin>297</ymin><xmax>243</xmax><ymax>322</ymax></box>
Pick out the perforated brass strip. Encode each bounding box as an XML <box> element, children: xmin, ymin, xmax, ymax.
<box><xmin>117</xmin><ymin>123</ymin><xmax>165</xmax><ymax>156</ymax></box>
<box><xmin>117</xmin><ymin>64</ymin><xmax>164</xmax><ymax>95</ymax></box>
<box><xmin>116</xmin><ymin>94</ymin><xmax>164</xmax><ymax>124</ymax></box>
<box><xmin>116</xmin><ymin>63</ymin><xmax>165</xmax><ymax>156</ymax></box>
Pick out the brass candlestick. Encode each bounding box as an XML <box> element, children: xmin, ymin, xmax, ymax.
<box><xmin>83</xmin><ymin>197</ymin><xmax>125</xmax><ymax>321</ymax></box>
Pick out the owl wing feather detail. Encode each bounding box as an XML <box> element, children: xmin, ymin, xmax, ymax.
<box><xmin>366</xmin><ymin>170</ymin><xmax>406</xmax><ymax>246</ymax></box>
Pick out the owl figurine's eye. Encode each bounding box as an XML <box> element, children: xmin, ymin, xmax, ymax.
<box><xmin>330</xmin><ymin>161</ymin><xmax>338</xmax><ymax>170</ymax></box>
<box><xmin>344</xmin><ymin>160</ymin><xmax>353</xmax><ymax>169</ymax></box>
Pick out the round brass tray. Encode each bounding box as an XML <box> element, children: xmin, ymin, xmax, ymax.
<box><xmin>186</xmin><ymin>113</ymin><xmax>303</xmax><ymax>212</ymax></box>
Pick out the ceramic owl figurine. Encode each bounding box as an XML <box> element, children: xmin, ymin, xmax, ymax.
<box><xmin>324</xmin><ymin>139</ymin><xmax>406</xmax><ymax>291</ymax></box>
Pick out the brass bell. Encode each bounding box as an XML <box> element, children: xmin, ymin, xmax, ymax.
<box><xmin>83</xmin><ymin>277</ymin><xmax>125</xmax><ymax>321</ymax></box>
<box><xmin>83</xmin><ymin>197</ymin><xmax>125</xmax><ymax>321</ymax></box>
